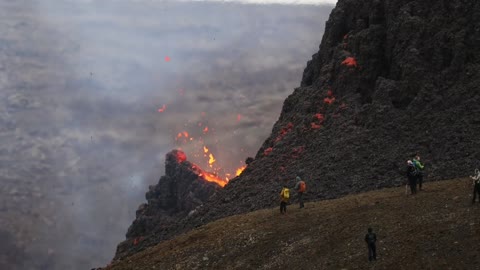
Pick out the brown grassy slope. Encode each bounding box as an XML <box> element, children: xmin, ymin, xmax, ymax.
<box><xmin>107</xmin><ymin>179</ymin><xmax>480</xmax><ymax>270</ymax></box>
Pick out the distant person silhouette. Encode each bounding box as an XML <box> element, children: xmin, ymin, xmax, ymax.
<box><xmin>412</xmin><ymin>155</ymin><xmax>425</xmax><ymax>190</ymax></box>
<box><xmin>279</xmin><ymin>183</ymin><xmax>290</xmax><ymax>214</ymax></box>
<box><xmin>406</xmin><ymin>160</ymin><xmax>418</xmax><ymax>195</ymax></box>
<box><xmin>365</xmin><ymin>227</ymin><xmax>377</xmax><ymax>262</ymax></box>
<box><xmin>470</xmin><ymin>169</ymin><xmax>480</xmax><ymax>204</ymax></box>
<box><xmin>294</xmin><ymin>176</ymin><xmax>306</xmax><ymax>208</ymax></box>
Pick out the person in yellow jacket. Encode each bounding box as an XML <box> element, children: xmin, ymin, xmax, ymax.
<box><xmin>280</xmin><ymin>184</ymin><xmax>290</xmax><ymax>214</ymax></box>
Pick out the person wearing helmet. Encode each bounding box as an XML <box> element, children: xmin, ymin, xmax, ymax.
<box><xmin>294</xmin><ymin>176</ymin><xmax>306</xmax><ymax>208</ymax></box>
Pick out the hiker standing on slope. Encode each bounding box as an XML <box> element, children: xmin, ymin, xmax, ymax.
<box><xmin>412</xmin><ymin>154</ymin><xmax>425</xmax><ymax>191</ymax></box>
<box><xmin>294</xmin><ymin>176</ymin><xmax>306</xmax><ymax>208</ymax></box>
<box><xmin>406</xmin><ymin>160</ymin><xmax>418</xmax><ymax>195</ymax></box>
<box><xmin>280</xmin><ymin>183</ymin><xmax>290</xmax><ymax>214</ymax></box>
<box><xmin>470</xmin><ymin>169</ymin><xmax>480</xmax><ymax>204</ymax></box>
<box><xmin>365</xmin><ymin>228</ymin><xmax>377</xmax><ymax>261</ymax></box>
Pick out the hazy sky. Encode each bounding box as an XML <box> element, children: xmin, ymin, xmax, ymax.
<box><xmin>0</xmin><ymin>0</ymin><xmax>333</xmax><ymax>269</ymax></box>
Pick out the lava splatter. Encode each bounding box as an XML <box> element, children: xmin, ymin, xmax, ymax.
<box><xmin>341</xmin><ymin>57</ymin><xmax>357</xmax><ymax>67</ymax></box>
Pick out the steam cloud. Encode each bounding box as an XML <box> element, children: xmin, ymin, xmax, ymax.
<box><xmin>0</xmin><ymin>0</ymin><xmax>332</xmax><ymax>269</ymax></box>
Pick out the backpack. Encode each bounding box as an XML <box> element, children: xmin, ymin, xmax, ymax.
<box><xmin>283</xmin><ymin>188</ymin><xmax>290</xmax><ymax>200</ymax></box>
<box><xmin>299</xmin><ymin>181</ymin><xmax>306</xmax><ymax>193</ymax></box>
<box><xmin>413</xmin><ymin>160</ymin><xmax>424</xmax><ymax>176</ymax></box>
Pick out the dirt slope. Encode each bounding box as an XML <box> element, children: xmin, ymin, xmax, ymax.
<box><xmin>105</xmin><ymin>178</ymin><xmax>480</xmax><ymax>270</ymax></box>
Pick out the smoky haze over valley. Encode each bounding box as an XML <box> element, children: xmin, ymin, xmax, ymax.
<box><xmin>0</xmin><ymin>0</ymin><xmax>333</xmax><ymax>269</ymax></box>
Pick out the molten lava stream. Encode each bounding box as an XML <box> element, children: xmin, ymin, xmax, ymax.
<box><xmin>236</xmin><ymin>165</ymin><xmax>246</xmax><ymax>176</ymax></box>
<box><xmin>198</xmin><ymin>170</ymin><xmax>227</xmax><ymax>187</ymax></box>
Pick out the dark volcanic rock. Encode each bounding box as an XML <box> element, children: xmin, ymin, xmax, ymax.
<box><xmin>113</xmin><ymin>0</ymin><xmax>480</xmax><ymax>261</ymax></box>
<box><xmin>113</xmin><ymin>150</ymin><xmax>221</xmax><ymax>260</ymax></box>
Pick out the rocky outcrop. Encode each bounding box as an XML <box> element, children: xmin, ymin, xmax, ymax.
<box><xmin>113</xmin><ymin>0</ymin><xmax>480</xmax><ymax>261</ymax></box>
<box><xmin>113</xmin><ymin>150</ymin><xmax>220</xmax><ymax>260</ymax></box>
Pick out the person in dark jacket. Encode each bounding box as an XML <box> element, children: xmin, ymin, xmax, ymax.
<box><xmin>412</xmin><ymin>155</ymin><xmax>425</xmax><ymax>191</ymax></box>
<box><xmin>471</xmin><ymin>169</ymin><xmax>480</xmax><ymax>204</ymax></box>
<box><xmin>365</xmin><ymin>228</ymin><xmax>377</xmax><ymax>261</ymax></box>
<box><xmin>406</xmin><ymin>160</ymin><xmax>417</xmax><ymax>195</ymax></box>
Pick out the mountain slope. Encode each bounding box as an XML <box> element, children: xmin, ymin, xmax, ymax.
<box><xmin>107</xmin><ymin>178</ymin><xmax>480</xmax><ymax>270</ymax></box>
<box><xmin>113</xmin><ymin>0</ymin><xmax>480</xmax><ymax>261</ymax></box>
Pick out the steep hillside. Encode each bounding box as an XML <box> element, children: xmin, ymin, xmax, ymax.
<box><xmin>107</xmin><ymin>179</ymin><xmax>480</xmax><ymax>269</ymax></box>
<box><xmin>113</xmin><ymin>0</ymin><xmax>480</xmax><ymax>261</ymax></box>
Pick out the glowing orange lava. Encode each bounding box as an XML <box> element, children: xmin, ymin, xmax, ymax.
<box><xmin>324</xmin><ymin>97</ymin><xmax>336</xmax><ymax>104</ymax></box>
<box><xmin>275</xmin><ymin>122</ymin><xmax>294</xmax><ymax>143</ymax></box>
<box><xmin>170</xmin><ymin>109</ymin><xmax>248</xmax><ymax>187</ymax></box>
<box><xmin>341</xmin><ymin>57</ymin><xmax>357</xmax><ymax>67</ymax></box>
<box><xmin>314</xmin><ymin>113</ymin><xmax>325</xmax><ymax>122</ymax></box>
<box><xmin>264</xmin><ymin>147</ymin><xmax>273</xmax><ymax>156</ymax></box>
<box><xmin>199</xmin><ymin>170</ymin><xmax>227</xmax><ymax>187</ymax></box>
<box><xmin>311</xmin><ymin>122</ymin><xmax>322</xmax><ymax>129</ymax></box>
<box><xmin>208</xmin><ymin>153</ymin><xmax>216</xmax><ymax>168</ymax></box>
<box><xmin>174</xmin><ymin>151</ymin><xmax>187</xmax><ymax>163</ymax></box>
<box><xmin>236</xmin><ymin>165</ymin><xmax>246</xmax><ymax>176</ymax></box>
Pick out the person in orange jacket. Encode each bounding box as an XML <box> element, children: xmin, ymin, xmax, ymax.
<box><xmin>294</xmin><ymin>176</ymin><xmax>306</xmax><ymax>208</ymax></box>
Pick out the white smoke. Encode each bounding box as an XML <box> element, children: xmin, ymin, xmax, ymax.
<box><xmin>179</xmin><ymin>0</ymin><xmax>337</xmax><ymax>5</ymax></box>
<box><xmin>62</xmin><ymin>0</ymin><xmax>337</xmax><ymax>5</ymax></box>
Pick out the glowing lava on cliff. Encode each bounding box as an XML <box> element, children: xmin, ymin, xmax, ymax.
<box><xmin>173</xmin><ymin>150</ymin><xmax>245</xmax><ymax>188</ymax></box>
<box><xmin>157</xmin><ymin>97</ymin><xmax>247</xmax><ymax>187</ymax></box>
<box><xmin>168</xmin><ymin>117</ymin><xmax>246</xmax><ymax>187</ymax></box>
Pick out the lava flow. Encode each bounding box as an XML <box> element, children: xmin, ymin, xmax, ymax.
<box><xmin>158</xmin><ymin>101</ymin><xmax>247</xmax><ymax>187</ymax></box>
<box><xmin>174</xmin><ymin>150</ymin><xmax>245</xmax><ymax>188</ymax></box>
<box><xmin>171</xmin><ymin>127</ymin><xmax>246</xmax><ymax>187</ymax></box>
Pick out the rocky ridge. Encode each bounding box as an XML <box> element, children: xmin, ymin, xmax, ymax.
<box><xmin>114</xmin><ymin>150</ymin><xmax>220</xmax><ymax>259</ymax></box>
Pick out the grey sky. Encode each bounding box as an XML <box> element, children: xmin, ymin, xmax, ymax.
<box><xmin>0</xmin><ymin>1</ymin><xmax>333</xmax><ymax>269</ymax></box>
